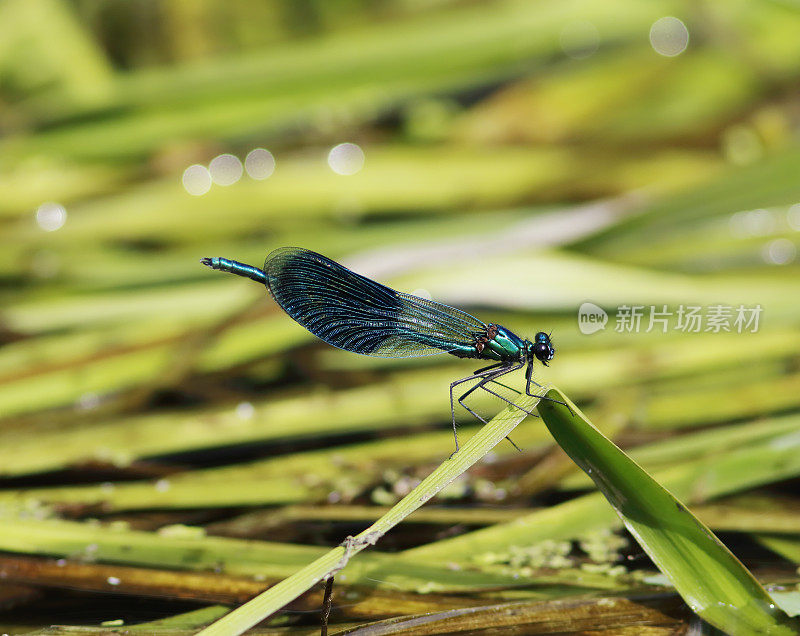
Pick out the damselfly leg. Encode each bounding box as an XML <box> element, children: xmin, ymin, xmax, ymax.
<box><xmin>524</xmin><ymin>359</ymin><xmax>572</xmax><ymax>413</ymax></box>
<box><xmin>450</xmin><ymin>362</ymin><xmax>535</xmax><ymax>455</ymax></box>
<box><xmin>449</xmin><ymin>365</ymin><xmax>503</xmax><ymax>454</ymax></box>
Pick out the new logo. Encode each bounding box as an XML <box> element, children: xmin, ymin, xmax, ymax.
<box><xmin>578</xmin><ymin>302</ymin><xmax>608</xmax><ymax>335</ymax></box>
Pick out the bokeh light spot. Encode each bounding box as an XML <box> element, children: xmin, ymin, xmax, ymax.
<box><xmin>77</xmin><ymin>392</ymin><xmax>100</xmax><ymax>411</ymax></box>
<box><xmin>235</xmin><ymin>401</ymin><xmax>255</xmax><ymax>420</ymax></box>
<box><xmin>328</xmin><ymin>142</ymin><xmax>365</xmax><ymax>175</ymax></box>
<box><xmin>209</xmin><ymin>153</ymin><xmax>243</xmax><ymax>186</ymax></box>
<box><xmin>35</xmin><ymin>202</ymin><xmax>67</xmax><ymax>231</ymax></box>
<box><xmin>155</xmin><ymin>479</ymin><xmax>171</xmax><ymax>492</ymax></box>
<box><xmin>182</xmin><ymin>164</ymin><xmax>212</xmax><ymax>196</ymax></box>
<box><xmin>732</xmin><ymin>209</ymin><xmax>776</xmax><ymax>237</ymax></box>
<box><xmin>649</xmin><ymin>17</ymin><xmax>689</xmax><ymax>57</ymax></box>
<box><xmin>762</xmin><ymin>238</ymin><xmax>796</xmax><ymax>265</ymax></box>
<box><xmin>560</xmin><ymin>20</ymin><xmax>600</xmax><ymax>59</ymax></box>
<box><xmin>245</xmin><ymin>148</ymin><xmax>275</xmax><ymax>180</ymax></box>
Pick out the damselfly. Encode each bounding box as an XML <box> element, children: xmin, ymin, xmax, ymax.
<box><xmin>201</xmin><ymin>248</ymin><xmax>555</xmax><ymax>453</ymax></box>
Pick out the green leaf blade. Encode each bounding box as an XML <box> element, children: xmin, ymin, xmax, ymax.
<box><xmin>538</xmin><ymin>388</ymin><xmax>800</xmax><ymax>636</ymax></box>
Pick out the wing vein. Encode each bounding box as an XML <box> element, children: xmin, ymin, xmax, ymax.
<box><xmin>263</xmin><ymin>248</ymin><xmax>485</xmax><ymax>358</ymax></box>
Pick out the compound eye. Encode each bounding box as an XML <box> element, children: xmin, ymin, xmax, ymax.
<box><xmin>533</xmin><ymin>342</ymin><xmax>549</xmax><ymax>361</ymax></box>
<box><xmin>535</xmin><ymin>331</ymin><xmax>548</xmax><ymax>343</ymax></box>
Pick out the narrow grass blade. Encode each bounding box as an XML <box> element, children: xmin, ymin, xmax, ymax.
<box><xmin>755</xmin><ymin>534</ymin><xmax>800</xmax><ymax>565</ymax></box>
<box><xmin>0</xmin><ymin>516</ymin><xmax>529</xmax><ymax>592</ymax></box>
<box><xmin>128</xmin><ymin>605</ymin><xmax>231</xmax><ymax>632</ymax></box>
<box><xmin>334</xmin><ymin>593</ymin><xmax>688</xmax><ymax>635</ymax></box>
<box><xmin>537</xmin><ymin>387</ymin><xmax>800</xmax><ymax>636</ymax></box>
<box><xmin>402</xmin><ymin>412</ymin><xmax>800</xmax><ymax>562</ymax></box>
<box><xmin>196</xmin><ymin>395</ymin><xmax>538</xmax><ymax>636</ymax></box>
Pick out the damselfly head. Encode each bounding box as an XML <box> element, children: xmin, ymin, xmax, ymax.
<box><xmin>530</xmin><ymin>331</ymin><xmax>555</xmax><ymax>366</ymax></box>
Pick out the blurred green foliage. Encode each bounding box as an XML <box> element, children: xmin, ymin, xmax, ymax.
<box><xmin>1</xmin><ymin>0</ymin><xmax>800</xmax><ymax>632</ymax></box>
